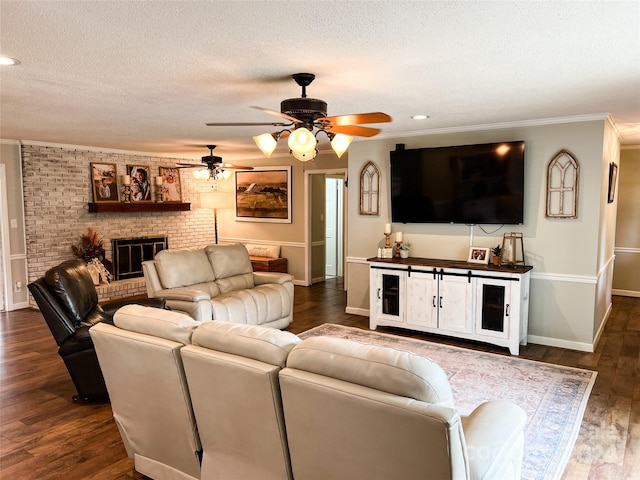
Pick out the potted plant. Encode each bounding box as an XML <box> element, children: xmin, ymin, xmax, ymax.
<box><xmin>490</xmin><ymin>244</ymin><xmax>502</xmax><ymax>265</ymax></box>
<box><xmin>399</xmin><ymin>242</ymin><xmax>410</xmax><ymax>259</ymax></box>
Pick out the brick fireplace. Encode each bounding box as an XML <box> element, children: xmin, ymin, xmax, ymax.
<box><xmin>21</xmin><ymin>144</ymin><xmax>218</xmax><ymax>305</ymax></box>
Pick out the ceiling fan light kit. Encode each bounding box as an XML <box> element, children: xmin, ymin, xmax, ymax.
<box><xmin>207</xmin><ymin>73</ymin><xmax>392</xmax><ymax>161</ymax></box>
<box><xmin>177</xmin><ymin>145</ymin><xmax>252</xmax><ymax>181</ymax></box>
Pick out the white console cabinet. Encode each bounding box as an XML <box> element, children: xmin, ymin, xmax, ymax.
<box><xmin>369</xmin><ymin>257</ymin><xmax>531</xmax><ymax>355</ymax></box>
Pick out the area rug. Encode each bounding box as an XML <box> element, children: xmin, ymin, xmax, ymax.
<box><xmin>299</xmin><ymin>324</ymin><xmax>597</xmax><ymax>480</ymax></box>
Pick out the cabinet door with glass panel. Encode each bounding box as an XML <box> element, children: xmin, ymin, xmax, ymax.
<box><xmin>370</xmin><ymin>268</ymin><xmax>406</xmax><ymax>327</ymax></box>
<box><xmin>474</xmin><ymin>277</ymin><xmax>512</xmax><ymax>339</ymax></box>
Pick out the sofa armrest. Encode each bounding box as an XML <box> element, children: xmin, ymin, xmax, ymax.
<box><xmin>101</xmin><ymin>298</ymin><xmax>166</xmax><ymax>317</ymax></box>
<box><xmin>462</xmin><ymin>400</ymin><xmax>526</xmax><ymax>480</ymax></box>
<box><xmin>152</xmin><ymin>287</ymin><xmax>212</xmax><ymax>302</ymax></box>
<box><xmin>253</xmin><ymin>272</ymin><xmax>294</xmax><ymax>285</ymax></box>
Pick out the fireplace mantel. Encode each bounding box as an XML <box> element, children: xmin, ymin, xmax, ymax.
<box><xmin>88</xmin><ymin>202</ymin><xmax>191</xmax><ymax>213</ymax></box>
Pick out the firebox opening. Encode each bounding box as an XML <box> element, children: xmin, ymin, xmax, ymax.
<box><xmin>112</xmin><ymin>236</ymin><xmax>168</xmax><ymax>281</ymax></box>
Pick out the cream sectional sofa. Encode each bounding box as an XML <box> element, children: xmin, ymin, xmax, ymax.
<box><xmin>142</xmin><ymin>243</ymin><xmax>293</xmax><ymax>328</ymax></box>
<box><xmin>92</xmin><ymin>304</ymin><xmax>527</xmax><ymax>480</ymax></box>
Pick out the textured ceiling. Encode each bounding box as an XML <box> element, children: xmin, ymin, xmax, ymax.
<box><xmin>1</xmin><ymin>1</ymin><xmax>639</xmax><ymax>161</ymax></box>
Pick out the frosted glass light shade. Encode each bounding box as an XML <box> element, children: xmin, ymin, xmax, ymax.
<box><xmin>193</xmin><ymin>168</ymin><xmax>210</xmax><ymax>180</ymax></box>
<box><xmin>253</xmin><ymin>133</ymin><xmax>278</xmax><ymax>157</ymax></box>
<box><xmin>292</xmin><ymin>149</ymin><xmax>316</xmax><ymax>162</ymax></box>
<box><xmin>288</xmin><ymin>127</ymin><xmax>316</xmax><ymax>154</ymax></box>
<box><xmin>330</xmin><ymin>134</ymin><xmax>353</xmax><ymax>158</ymax></box>
<box><xmin>200</xmin><ymin>191</ymin><xmax>233</xmax><ymax>209</ymax></box>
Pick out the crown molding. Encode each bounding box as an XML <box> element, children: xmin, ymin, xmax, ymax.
<box><xmin>15</xmin><ymin>140</ymin><xmax>195</xmax><ymax>160</ymax></box>
<box><xmin>375</xmin><ymin>113</ymin><xmax>612</xmax><ymax>141</ymax></box>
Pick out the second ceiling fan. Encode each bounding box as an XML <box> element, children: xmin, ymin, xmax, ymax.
<box><xmin>206</xmin><ymin>73</ymin><xmax>392</xmax><ymax>160</ymax></box>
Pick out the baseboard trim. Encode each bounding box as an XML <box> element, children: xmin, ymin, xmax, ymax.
<box><xmin>612</xmin><ymin>288</ymin><xmax>640</xmax><ymax>297</ymax></box>
<box><xmin>527</xmin><ymin>334</ymin><xmax>594</xmax><ymax>353</ymax></box>
<box><xmin>346</xmin><ymin>306</ymin><xmax>369</xmax><ymax>317</ymax></box>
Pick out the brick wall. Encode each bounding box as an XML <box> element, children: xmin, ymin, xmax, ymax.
<box><xmin>22</xmin><ymin>144</ymin><xmax>217</xmax><ymax>304</ymax></box>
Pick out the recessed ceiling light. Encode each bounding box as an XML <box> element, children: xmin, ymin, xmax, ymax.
<box><xmin>411</xmin><ymin>114</ymin><xmax>429</xmax><ymax>120</ymax></box>
<box><xmin>0</xmin><ymin>56</ymin><xmax>20</xmax><ymax>66</ymax></box>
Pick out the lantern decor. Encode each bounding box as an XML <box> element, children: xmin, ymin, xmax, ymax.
<box><xmin>500</xmin><ymin>232</ymin><xmax>525</xmax><ymax>266</ymax></box>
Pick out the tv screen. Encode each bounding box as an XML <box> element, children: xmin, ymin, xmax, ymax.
<box><xmin>390</xmin><ymin>141</ymin><xmax>525</xmax><ymax>224</ymax></box>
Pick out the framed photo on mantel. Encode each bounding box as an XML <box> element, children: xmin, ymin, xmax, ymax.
<box><xmin>90</xmin><ymin>162</ymin><xmax>119</xmax><ymax>202</ymax></box>
<box><xmin>127</xmin><ymin>165</ymin><xmax>152</xmax><ymax>202</ymax></box>
<box><xmin>159</xmin><ymin>167</ymin><xmax>183</xmax><ymax>202</ymax></box>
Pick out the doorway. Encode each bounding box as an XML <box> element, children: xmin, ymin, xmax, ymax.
<box><xmin>325</xmin><ymin>176</ymin><xmax>344</xmax><ymax>278</ymax></box>
<box><xmin>305</xmin><ymin>169</ymin><xmax>347</xmax><ymax>286</ymax></box>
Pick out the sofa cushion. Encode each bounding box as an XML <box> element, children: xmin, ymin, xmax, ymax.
<box><xmin>210</xmin><ymin>284</ymin><xmax>292</xmax><ymax>325</ymax></box>
<box><xmin>205</xmin><ymin>244</ymin><xmax>254</xmax><ymax>292</ymax></box>
<box><xmin>245</xmin><ymin>243</ymin><xmax>280</xmax><ymax>258</ymax></box>
<box><xmin>154</xmin><ymin>248</ymin><xmax>215</xmax><ymax>289</ymax></box>
<box><xmin>192</xmin><ymin>321</ymin><xmax>300</xmax><ymax>367</ymax></box>
<box><xmin>113</xmin><ymin>304</ymin><xmax>201</xmax><ymax>345</ymax></box>
<box><xmin>286</xmin><ymin>336</ymin><xmax>455</xmax><ymax>407</ymax></box>
<box><xmin>44</xmin><ymin>259</ymin><xmax>100</xmax><ymax>328</ymax></box>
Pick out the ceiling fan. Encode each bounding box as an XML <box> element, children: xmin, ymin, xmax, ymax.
<box><xmin>177</xmin><ymin>145</ymin><xmax>253</xmax><ymax>180</ymax></box>
<box><xmin>206</xmin><ymin>73</ymin><xmax>392</xmax><ymax>161</ymax></box>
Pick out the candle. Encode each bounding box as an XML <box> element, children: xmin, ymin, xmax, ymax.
<box><xmin>384</xmin><ymin>223</ymin><xmax>391</xmax><ymax>234</ymax></box>
<box><xmin>155</xmin><ymin>176</ymin><xmax>163</xmax><ymax>186</ymax></box>
<box><xmin>122</xmin><ymin>175</ymin><xmax>131</xmax><ymax>186</ymax></box>
<box><xmin>395</xmin><ymin>232</ymin><xmax>403</xmax><ymax>243</ymax></box>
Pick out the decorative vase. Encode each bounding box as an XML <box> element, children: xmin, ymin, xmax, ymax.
<box><xmin>400</xmin><ymin>249</ymin><xmax>409</xmax><ymax>259</ymax></box>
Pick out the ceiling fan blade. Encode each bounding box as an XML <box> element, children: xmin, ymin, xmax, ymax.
<box><xmin>319</xmin><ymin>112</ymin><xmax>392</xmax><ymax>126</ymax></box>
<box><xmin>206</xmin><ymin>121</ymin><xmax>289</xmax><ymax>126</ymax></box>
<box><xmin>325</xmin><ymin>125</ymin><xmax>382</xmax><ymax>137</ymax></box>
<box><xmin>251</xmin><ymin>106</ymin><xmax>303</xmax><ymax>124</ymax></box>
<box><xmin>176</xmin><ymin>163</ymin><xmax>203</xmax><ymax>168</ymax></box>
<box><xmin>220</xmin><ymin>163</ymin><xmax>253</xmax><ymax>170</ymax></box>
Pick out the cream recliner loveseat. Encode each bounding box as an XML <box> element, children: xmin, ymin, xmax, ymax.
<box><xmin>142</xmin><ymin>243</ymin><xmax>293</xmax><ymax>328</ymax></box>
<box><xmin>279</xmin><ymin>336</ymin><xmax>527</xmax><ymax>480</ymax></box>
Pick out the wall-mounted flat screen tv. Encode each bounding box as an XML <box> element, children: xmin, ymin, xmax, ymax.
<box><xmin>390</xmin><ymin>141</ymin><xmax>525</xmax><ymax>224</ymax></box>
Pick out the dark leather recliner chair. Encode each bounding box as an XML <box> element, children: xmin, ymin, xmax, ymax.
<box><xmin>28</xmin><ymin>258</ymin><xmax>164</xmax><ymax>403</ymax></box>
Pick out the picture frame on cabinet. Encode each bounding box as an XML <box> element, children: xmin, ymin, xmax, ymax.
<box><xmin>90</xmin><ymin>162</ymin><xmax>119</xmax><ymax>202</ymax></box>
<box><xmin>468</xmin><ymin>246</ymin><xmax>489</xmax><ymax>264</ymax></box>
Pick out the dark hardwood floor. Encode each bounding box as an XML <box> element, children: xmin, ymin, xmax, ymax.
<box><xmin>1</xmin><ymin>279</ymin><xmax>638</xmax><ymax>479</ymax></box>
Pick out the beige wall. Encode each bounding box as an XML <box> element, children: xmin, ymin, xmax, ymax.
<box><xmin>5</xmin><ymin>140</ymin><xmax>350</xmax><ymax>309</ymax></box>
<box><xmin>613</xmin><ymin>147</ymin><xmax>640</xmax><ymax>296</ymax></box>
<box><xmin>345</xmin><ymin>118</ymin><xmax>619</xmax><ymax>351</ymax></box>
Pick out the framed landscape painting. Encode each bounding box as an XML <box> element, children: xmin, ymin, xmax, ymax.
<box><xmin>235</xmin><ymin>166</ymin><xmax>292</xmax><ymax>223</ymax></box>
<box><xmin>90</xmin><ymin>162</ymin><xmax>119</xmax><ymax>202</ymax></box>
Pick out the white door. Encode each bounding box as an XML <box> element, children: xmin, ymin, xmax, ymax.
<box><xmin>438</xmin><ymin>270</ymin><xmax>474</xmax><ymax>333</ymax></box>
<box><xmin>325</xmin><ymin>176</ymin><xmax>344</xmax><ymax>278</ymax></box>
<box><xmin>406</xmin><ymin>271</ymin><xmax>438</xmax><ymax>328</ymax></box>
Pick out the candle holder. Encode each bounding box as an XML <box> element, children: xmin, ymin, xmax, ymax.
<box><xmin>384</xmin><ymin>232</ymin><xmax>392</xmax><ymax>248</ymax></box>
<box><xmin>121</xmin><ymin>184</ymin><xmax>131</xmax><ymax>203</ymax></box>
<box><xmin>155</xmin><ymin>176</ymin><xmax>164</xmax><ymax>203</ymax></box>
